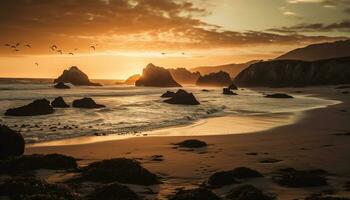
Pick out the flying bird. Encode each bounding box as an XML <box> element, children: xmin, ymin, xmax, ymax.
<box><xmin>90</xmin><ymin>46</ymin><xmax>95</xmax><ymax>50</ymax></box>
<box><xmin>35</xmin><ymin>62</ymin><xmax>39</xmax><ymax>67</ymax></box>
<box><xmin>57</xmin><ymin>50</ymin><xmax>63</xmax><ymax>54</ymax></box>
<box><xmin>14</xmin><ymin>49</ymin><xmax>20</xmax><ymax>52</ymax></box>
<box><xmin>74</xmin><ymin>48</ymin><xmax>78</xmax><ymax>51</ymax></box>
<box><xmin>11</xmin><ymin>45</ymin><xmax>16</xmax><ymax>48</ymax></box>
<box><xmin>25</xmin><ymin>44</ymin><xmax>32</xmax><ymax>48</ymax></box>
<box><xmin>4</xmin><ymin>44</ymin><xmax>10</xmax><ymax>47</ymax></box>
<box><xmin>68</xmin><ymin>52</ymin><xmax>74</xmax><ymax>55</ymax></box>
<box><xmin>161</xmin><ymin>52</ymin><xmax>166</xmax><ymax>55</ymax></box>
<box><xmin>50</xmin><ymin>45</ymin><xmax>58</xmax><ymax>51</ymax></box>
<box><xmin>15</xmin><ymin>43</ymin><xmax>20</xmax><ymax>47</ymax></box>
<box><xmin>182</xmin><ymin>52</ymin><xmax>185</xmax><ymax>55</ymax></box>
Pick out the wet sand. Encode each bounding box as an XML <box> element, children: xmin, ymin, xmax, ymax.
<box><xmin>26</xmin><ymin>87</ymin><xmax>350</xmax><ymax>199</ymax></box>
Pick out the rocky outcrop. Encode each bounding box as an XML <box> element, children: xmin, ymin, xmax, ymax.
<box><xmin>169</xmin><ymin>188</ymin><xmax>221</xmax><ymax>200</ymax></box>
<box><xmin>72</xmin><ymin>98</ymin><xmax>105</xmax><ymax>108</ymax></box>
<box><xmin>272</xmin><ymin>168</ymin><xmax>328</xmax><ymax>187</ymax></box>
<box><xmin>196</xmin><ymin>71</ymin><xmax>233</xmax><ymax>87</ymax></box>
<box><xmin>264</xmin><ymin>93</ymin><xmax>293</xmax><ymax>98</ymax></box>
<box><xmin>228</xmin><ymin>83</ymin><xmax>238</xmax><ymax>90</ymax></box>
<box><xmin>54</xmin><ymin>66</ymin><xmax>101</xmax><ymax>86</ymax></box>
<box><xmin>135</xmin><ymin>63</ymin><xmax>182</xmax><ymax>87</ymax></box>
<box><xmin>124</xmin><ymin>74</ymin><xmax>141</xmax><ymax>85</ymax></box>
<box><xmin>5</xmin><ymin>99</ymin><xmax>54</xmax><ymax>116</ymax></box>
<box><xmin>175</xmin><ymin>139</ymin><xmax>207</xmax><ymax>148</ymax></box>
<box><xmin>208</xmin><ymin>167</ymin><xmax>262</xmax><ymax>187</ymax></box>
<box><xmin>226</xmin><ymin>184</ymin><xmax>273</xmax><ymax>200</ymax></box>
<box><xmin>234</xmin><ymin>57</ymin><xmax>350</xmax><ymax>87</ymax></box>
<box><xmin>54</xmin><ymin>82</ymin><xmax>70</xmax><ymax>89</ymax></box>
<box><xmin>169</xmin><ymin>68</ymin><xmax>200</xmax><ymax>85</ymax></box>
<box><xmin>161</xmin><ymin>91</ymin><xmax>175</xmax><ymax>98</ymax></box>
<box><xmin>0</xmin><ymin>125</ymin><xmax>25</xmax><ymax>157</ymax></box>
<box><xmin>88</xmin><ymin>183</ymin><xmax>141</xmax><ymax>200</ymax></box>
<box><xmin>51</xmin><ymin>97</ymin><xmax>69</xmax><ymax>108</ymax></box>
<box><xmin>163</xmin><ymin>89</ymin><xmax>200</xmax><ymax>105</ymax></box>
<box><xmin>223</xmin><ymin>88</ymin><xmax>237</xmax><ymax>95</ymax></box>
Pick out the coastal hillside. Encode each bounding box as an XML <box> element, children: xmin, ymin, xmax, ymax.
<box><xmin>276</xmin><ymin>40</ymin><xmax>350</xmax><ymax>61</ymax></box>
<box><xmin>234</xmin><ymin>56</ymin><xmax>350</xmax><ymax>87</ymax></box>
<box><xmin>190</xmin><ymin>60</ymin><xmax>259</xmax><ymax>78</ymax></box>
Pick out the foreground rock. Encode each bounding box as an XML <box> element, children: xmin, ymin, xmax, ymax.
<box><xmin>265</xmin><ymin>93</ymin><xmax>293</xmax><ymax>98</ymax></box>
<box><xmin>88</xmin><ymin>183</ymin><xmax>141</xmax><ymax>200</ymax></box>
<box><xmin>0</xmin><ymin>154</ymin><xmax>77</xmax><ymax>174</ymax></box>
<box><xmin>163</xmin><ymin>89</ymin><xmax>200</xmax><ymax>105</ymax></box>
<box><xmin>0</xmin><ymin>177</ymin><xmax>81</xmax><ymax>200</ymax></box>
<box><xmin>54</xmin><ymin>81</ymin><xmax>71</xmax><ymax>89</ymax></box>
<box><xmin>54</xmin><ymin>66</ymin><xmax>101</xmax><ymax>86</ymax></box>
<box><xmin>5</xmin><ymin>99</ymin><xmax>54</xmax><ymax>116</ymax></box>
<box><xmin>196</xmin><ymin>71</ymin><xmax>232</xmax><ymax>87</ymax></box>
<box><xmin>51</xmin><ymin>97</ymin><xmax>70</xmax><ymax>108</ymax></box>
<box><xmin>0</xmin><ymin>125</ymin><xmax>25</xmax><ymax>157</ymax></box>
<box><xmin>235</xmin><ymin>57</ymin><xmax>350</xmax><ymax>87</ymax></box>
<box><xmin>136</xmin><ymin>63</ymin><xmax>181</xmax><ymax>87</ymax></box>
<box><xmin>223</xmin><ymin>88</ymin><xmax>237</xmax><ymax>95</ymax></box>
<box><xmin>226</xmin><ymin>184</ymin><xmax>273</xmax><ymax>200</ymax></box>
<box><xmin>169</xmin><ymin>188</ymin><xmax>221</xmax><ymax>200</ymax></box>
<box><xmin>161</xmin><ymin>91</ymin><xmax>175</xmax><ymax>98</ymax></box>
<box><xmin>208</xmin><ymin>167</ymin><xmax>262</xmax><ymax>187</ymax></box>
<box><xmin>72</xmin><ymin>98</ymin><xmax>105</xmax><ymax>108</ymax></box>
<box><xmin>272</xmin><ymin>168</ymin><xmax>328</xmax><ymax>187</ymax></box>
<box><xmin>80</xmin><ymin>158</ymin><xmax>159</xmax><ymax>185</ymax></box>
<box><xmin>175</xmin><ymin>139</ymin><xmax>207</xmax><ymax>148</ymax></box>
<box><xmin>125</xmin><ymin>74</ymin><xmax>141</xmax><ymax>85</ymax></box>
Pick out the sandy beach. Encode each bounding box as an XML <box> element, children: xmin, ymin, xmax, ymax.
<box><xmin>26</xmin><ymin>87</ymin><xmax>350</xmax><ymax>199</ymax></box>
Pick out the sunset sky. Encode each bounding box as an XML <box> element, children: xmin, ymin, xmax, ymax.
<box><xmin>0</xmin><ymin>0</ymin><xmax>349</xmax><ymax>79</ymax></box>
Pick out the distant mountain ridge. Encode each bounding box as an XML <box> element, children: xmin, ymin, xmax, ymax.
<box><xmin>276</xmin><ymin>40</ymin><xmax>350</xmax><ymax>61</ymax></box>
<box><xmin>190</xmin><ymin>60</ymin><xmax>259</xmax><ymax>78</ymax></box>
<box><xmin>234</xmin><ymin>56</ymin><xmax>350</xmax><ymax>87</ymax></box>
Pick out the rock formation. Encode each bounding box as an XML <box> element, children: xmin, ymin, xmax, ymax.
<box><xmin>169</xmin><ymin>68</ymin><xmax>200</xmax><ymax>85</ymax></box>
<box><xmin>235</xmin><ymin>57</ymin><xmax>350</xmax><ymax>87</ymax></box>
<box><xmin>265</xmin><ymin>93</ymin><xmax>293</xmax><ymax>98</ymax></box>
<box><xmin>0</xmin><ymin>125</ymin><xmax>25</xmax><ymax>157</ymax></box>
<box><xmin>54</xmin><ymin>66</ymin><xmax>101</xmax><ymax>86</ymax></box>
<box><xmin>163</xmin><ymin>89</ymin><xmax>200</xmax><ymax>105</ymax></box>
<box><xmin>5</xmin><ymin>99</ymin><xmax>54</xmax><ymax>116</ymax></box>
<box><xmin>223</xmin><ymin>88</ymin><xmax>237</xmax><ymax>95</ymax></box>
<box><xmin>196</xmin><ymin>71</ymin><xmax>233</xmax><ymax>87</ymax></box>
<box><xmin>51</xmin><ymin>97</ymin><xmax>70</xmax><ymax>108</ymax></box>
<box><xmin>135</xmin><ymin>63</ymin><xmax>181</xmax><ymax>87</ymax></box>
<box><xmin>54</xmin><ymin>82</ymin><xmax>70</xmax><ymax>89</ymax></box>
<box><xmin>72</xmin><ymin>98</ymin><xmax>105</xmax><ymax>108</ymax></box>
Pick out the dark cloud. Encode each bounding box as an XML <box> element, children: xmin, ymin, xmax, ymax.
<box><xmin>0</xmin><ymin>0</ymin><xmax>346</xmax><ymax>55</ymax></box>
<box><xmin>267</xmin><ymin>20</ymin><xmax>350</xmax><ymax>33</ymax></box>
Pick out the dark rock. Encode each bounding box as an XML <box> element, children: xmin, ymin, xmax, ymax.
<box><xmin>228</xmin><ymin>83</ymin><xmax>238</xmax><ymax>90</ymax></box>
<box><xmin>259</xmin><ymin>158</ymin><xmax>283</xmax><ymax>163</ymax></box>
<box><xmin>125</xmin><ymin>74</ymin><xmax>141</xmax><ymax>85</ymax></box>
<box><xmin>88</xmin><ymin>182</ymin><xmax>141</xmax><ymax>200</ymax></box>
<box><xmin>272</xmin><ymin>168</ymin><xmax>328</xmax><ymax>187</ymax></box>
<box><xmin>265</xmin><ymin>93</ymin><xmax>293</xmax><ymax>98</ymax></box>
<box><xmin>80</xmin><ymin>158</ymin><xmax>160</xmax><ymax>185</ymax></box>
<box><xmin>223</xmin><ymin>88</ymin><xmax>237</xmax><ymax>95</ymax></box>
<box><xmin>0</xmin><ymin>177</ymin><xmax>81</xmax><ymax>200</ymax></box>
<box><xmin>245</xmin><ymin>152</ymin><xmax>258</xmax><ymax>156</ymax></box>
<box><xmin>163</xmin><ymin>89</ymin><xmax>200</xmax><ymax>105</ymax></box>
<box><xmin>305</xmin><ymin>195</ymin><xmax>350</xmax><ymax>200</ymax></box>
<box><xmin>5</xmin><ymin>99</ymin><xmax>54</xmax><ymax>116</ymax></box>
<box><xmin>54</xmin><ymin>66</ymin><xmax>101</xmax><ymax>86</ymax></box>
<box><xmin>151</xmin><ymin>155</ymin><xmax>164</xmax><ymax>161</ymax></box>
<box><xmin>169</xmin><ymin>188</ymin><xmax>222</xmax><ymax>200</ymax></box>
<box><xmin>72</xmin><ymin>98</ymin><xmax>105</xmax><ymax>108</ymax></box>
<box><xmin>51</xmin><ymin>97</ymin><xmax>69</xmax><ymax>108</ymax></box>
<box><xmin>175</xmin><ymin>139</ymin><xmax>207</xmax><ymax>148</ymax></box>
<box><xmin>234</xmin><ymin>57</ymin><xmax>350</xmax><ymax>87</ymax></box>
<box><xmin>202</xmin><ymin>89</ymin><xmax>210</xmax><ymax>92</ymax></box>
<box><xmin>0</xmin><ymin>154</ymin><xmax>77</xmax><ymax>174</ymax></box>
<box><xmin>169</xmin><ymin>68</ymin><xmax>200</xmax><ymax>85</ymax></box>
<box><xmin>226</xmin><ymin>184</ymin><xmax>273</xmax><ymax>200</ymax></box>
<box><xmin>335</xmin><ymin>85</ymin><xmax>350</xmax><ymax>89</ymax></box>
<box><xmin>135</xmin><ymin>63</ymin><xmax>181</xmax><ymax>87</ymax></box>
<box><xmin>208</xmin><ymin>167</ymin><xmax>262</xmax><ymax>187</ymax></box>
<box><xmin>54</xmin><ymin>82</ymin><xmax>71</xmax><ymax>89</ymax></box>
<box><xmin>0</xmin><ymin>125</ymin><xmax>25</xmax><ymax>157</ymax></box>
<box><xmin>161</xmin><ymin>91</ymin><xmax>175</xmax><ymax>98</ymax></box>
<box><xmin>341</xmin><ymin>91</ymin><xmax>349</xmax><ymax>94</ymax></box>
<box><xmin>196</xmin><ymin>71</ymin><xmax>232</xmax><ymax>87</ymax></box>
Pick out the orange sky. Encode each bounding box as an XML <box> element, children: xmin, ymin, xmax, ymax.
<box><xmin>0</xmin><ymin>0</ymin><xmax>349</xmax><ymax>79</ymax></box>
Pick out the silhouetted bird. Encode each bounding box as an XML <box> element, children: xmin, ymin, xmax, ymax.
<box><xmin>15</xmin><ymin>43</ymin><xmax>20</xmax><ymax>47</ymax></box>
<box><xmin>182</xmin><ymin>52</ymin><xmax>185</xmax><ymax>55</ymax></box>
<box><xmin>14</xmin><ymin>49</ymin><xmax>20</xmax><ymax>52</ymax></box>
<box><xmin>25</xmin><ymin>44</ymin><xmax>32</xmax><ymax>48</ymax></box>
<box><xmin>161</xmin><ymin>52</ymin><xmax>166</xmax><ymax>55</ymax></box>
<box><xmin>50</xmin><ymin>45</ymin><xmax>58</xmax><ymax>51</ymax></box>
<box><xmin>69</xmin><ymin>52</ymin><xmax>74</xmax><ymax>55</ymax></box>
<box><xmin>74</xmin><ymin>48</ymin><xmax>78</xmax><ymax>51</ymax></box>
<box><xmin>11</xmin><ymin>45</ymin><xmax>16</xmax><ymax>48</ymax></box>
<box><xmin>35</xmin><ymin>62</ymin><xmax>39</xmax><ymax>67</ymax></box>
<box><xmin>90</xmin><ymin>46</ymin><xmax>95</xmax><ymax>50</ymax></box>
<box><xmin>57</xmin><ymin>50</ymin><xmax>63</xmax><ymax>54</ymax></box>
<box><xmin>4</xmin><ymin>44</ymin><xmax>10</xmax><ymax>47</ymax></box>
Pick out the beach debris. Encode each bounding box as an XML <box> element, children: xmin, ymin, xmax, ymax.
<box><xmin>54</xmin><ymin>81</ymin><xmax>71</xmax><ymax>89</ymax></box>
<box><xmin>0</xmin><ymin>125</ymin><xmax>25</xmax><ymax>157</ymax></box>
<box><xmin>79</xmin><ymin>158</ymin><xmax>160</xmax><ymax>185</ymax></box>
<box><xmin>207</xmin><ymin>167</ymin><xmax>262</xmax><ymax>187</ymax></box>
<box><xmin>226</xmin><ymin>184</ymin><xmax>274</xmax><ymax>200</ymax></box>
<box><xmin>264</xmin><ymin>93</ymin><xmax>294</xmax><ymax>98</ymax></box>
<box><xmin>161</xmin><ymin>91</ymin><xmax>175</xmax><ymax>98</ymax></box>
<box><xmin>5</xmin><ymin>99</ymin><xmax>54</xmax><ymax>116</ymax></box>
<box><xmin>175</xmin><ymin>139</ymin><xmax>207</xmax><ymax>148</ymax></box>
<box><xmin>169</xmin><ymin>187</ymin><xmax>222</xmax><ymax>200</ymax></box>
<box><xmin>51</xmin><ymin>97</ymin><xmax>70</xmax><ymax>108</ymax></box>
<box><xmin>0</xmin><ymin>154</ymin><xmax>77</xmax><ymax>174</ymax></box>
<box><xmin>87</xmin><ymin>182</ymin><xmax>141</xmax><ymax>200</ymax></box>
<box><xmin>272</xmin><ymin>168</ymin><xmax>328</xmax><ymax>187</ymax></box>
<box><xmin>72</xmin><ymin>98</ymin><xmax>105</xmax><ymax>109</ymax></box>
<box><xmin>223</xmin><ymin>88</ymin><xmax>237</xmax><ymax>95</ymax></box>
<box><xmin>0</xmin><ymin>177</ymin><xmax>81</xmax><ymax>200</ymax></box>
<box><xmin>164</xmin><ymin>89</ymin><xmax>200</xmax><ymax>105</ymax></box>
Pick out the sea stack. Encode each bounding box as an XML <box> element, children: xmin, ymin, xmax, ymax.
<box><xmin>135</xmin><ymin>63</ymin><xmax>182</xmax><ymax>87</ymax></box>
<box><xmin>124</xmin><ymin>74</ymin><xmax>141</xmax><ymax>85</ymax></box>
<box><xmin>5</xmin><ymin>99</ymin><xmax>54</xmax><ymax>116</ymax></box>
<box><xmin>196</xmin><ymin>71</ymin><xmax>233</xmax><ymax>87</ymax></box>
<box><xmin>54</xmin><ymin>66</ymin><xmax>101</xmax><ymax>86</ymax></box>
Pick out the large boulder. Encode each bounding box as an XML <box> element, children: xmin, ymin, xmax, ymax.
<box><xmin>169</xmin><ymin>68</ymin><xmax>200</xmax><ymax>85</ymax></box>
<box><xmin>163</xmin><ymin>89</ymin><xmax>200</xmax><ymax>105</ymax></box>
<box><xmin>80</xmin><ymin>158</ymin><xmax>160</xmax><ymax>185</ymax></box>
<box><xmin>223</xmin><ymin>88</ymin><xmax>237</xmax><ymax>95</ymax></box>
<box><xmin>264</xmin><ymin>93</ymin><xmax>293</xmax><ymax>98</ymax></box>
<box><xmin>161</xmin><ymin>91</ymin><xmax>175</xmax><ymax>98</ymax></box>
<box><xmin>5</xmin><ymin>99</ymin><xmax>54</xmax><ymax>116</ymax></box>
<box><xmin>72</xmin><ymin>98</ymin><xmax>105</xmax><ymax>108</ymax></box>
<box><xmin>272</xmin><ymin>168</ymin><xmax>328</xmax><ymax>188</ymax></box>
<box><xmin>88</xmin><ymin>183</ymin><xmax>141</xmax><ymax>200</ymax></box>
<box><xmin>54</xmin><ymin>66</ymin><xmax>101</xmax><ymax>86</ymax></box>
<box><xmin>135</xmin><ymin>63</ymin><xmax>182</xmax><ymax>87</ymax></box>
<box><xmin>226</xmin><ymin>184</ymin><xmax>273</xmax><ymax>200</ymax></box>
<box><xmin>54</xmin><ymin>82</ymin><xmax>70</xmax><ymax>89</ymax></box>
<box><xmin>175</xmin><ymin>139</ymin><xmax>207</xmax><ymax>148</ymax></box>
<box><xmin>51</xmin><ymin>97</ymin><xmax>69</xmax><ymax>108</ymax></box>
<box><xmin>169</xmin><ymin>188</ymin><xmax>222</xmax><ymax>200</ymax></box>
<box><xmin>0</xmin><ymin>125</ymin><xmax>25</xmax><ymax>158</ymax></box>
<box><xmin>208</xmin><ymin>167</ymin><xmax>262</xmax><ymax>187</ymax></box>
<box><xmin>196</xmin><ymin>71</ymin><xmax>233</xmax><ymax>87</ymax></box>
<box><xmin>124</xmin><ymin>74</ymin><xmax>141</xmax><ymax>85</ymax></box>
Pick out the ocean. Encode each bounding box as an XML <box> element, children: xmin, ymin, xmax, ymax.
<box><xmin>0</xmin><ymin>78</ymin><xmax>338</xmax><ymax>143</ymax></box>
